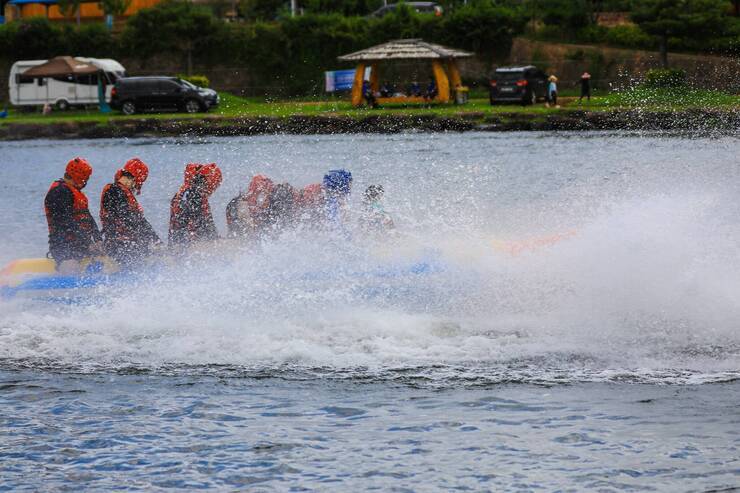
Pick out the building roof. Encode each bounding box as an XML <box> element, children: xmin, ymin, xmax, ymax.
<box><xmin>338</xmin><ymin>39</ymin><xmax>472</xmax><ymax>62</ymax></box>
<box><xmin>22</xmin><ymin>56</ymin><xmax>100</xmax><ymax>77</ymax></box>
<box><xmin>8</xmin><ymin>0</ymin><xmax>59</xmax><ymax>5</ymax></box>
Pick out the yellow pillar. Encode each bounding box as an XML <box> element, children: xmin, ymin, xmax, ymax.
<box><xmin>431</xmin><ymin>60</ymin><xmax>450</xmax><ymax>103</ymax></box>
<box><xmin>447</xmin><ymin>59</ymin><xmax>462</xmax><ymax>90</ymax></box>
<box><xmin>369</xmin><ymin>64</ymin><xmax>379</xmax><ymax>94</ymax></box>
<box><xmin>351</xmin><ymin>63</ymin><xmax>366</xmax><ymax>107</ymax></box>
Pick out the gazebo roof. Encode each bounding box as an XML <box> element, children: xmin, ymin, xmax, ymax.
<box><xmin>338</xmin><ymin>39</ymin><xmax>472</xmax><ymax>62</ymax></box>
<box><xmin>23</xmin><ymin>56</ymin><xmax>99</xmax><ymax>78</ymax></box>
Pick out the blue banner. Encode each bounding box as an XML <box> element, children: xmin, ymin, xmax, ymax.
<box><xmin>325</xmin><ymin>69</ymin><xmax>356</xmax><ymax>92</ymax></box>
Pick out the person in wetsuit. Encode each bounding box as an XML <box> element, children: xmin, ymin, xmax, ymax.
<box><xmin>169</xmin><ymin>163</ymin><xmax>222</xmax><ymax>248</ymax></box>
<box><xmin>99</xmin><ymin>158</ymin><xmax>161</xmax><ymax>267</ymax></box>
<box><xmin>225</xmin><ymin>174</ymin><xmax>274</xmax><ymax>239</ymax></box>
<box><xmin>44</xmin><ymin>157</ymin><xmax>102</xmax><ymax>269</ymax></box>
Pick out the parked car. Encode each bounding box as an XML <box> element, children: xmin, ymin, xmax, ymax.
<box><xmin>110</xmin><ymin>76</ymin><xmax>219</xmax><ymax>115</ymax></box>
<box><xmin>369</xmin><ymin>2</ymin><xmax>442</xmax><ymax>17</ymax></box>
<box><xmin>489</xmin><ymin>66</ymin><xmax>548</xmax><ymax>106</ymax></box>
<box><xmin>9</xmin><ymin>57</ymin><xmax>126</xmax><ymax>110</ymax></box>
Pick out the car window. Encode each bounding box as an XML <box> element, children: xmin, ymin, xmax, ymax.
<box><xmin>158</xmin><ymin>80</ymin><xmax>181</xmax><ymax>92</ymax></box>
<box><xmin>495</xmin><ymin>71</ymin><xmax>524</xmax><ymax>81</ymax></box>
<box><xmin>180</xmin><ymin>79</ymin><xmax>197</xmax><ymax>90</ymax></box>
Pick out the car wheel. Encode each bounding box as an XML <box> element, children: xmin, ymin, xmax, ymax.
<box><xmin>184</xmin><ymin>99</ymin><xmax>202</xmax><ymax>114</ymax></box>
<box><xmin>56</xmin><ymin>99</ymin><xmax>70</xmax><ymax>111</ymax></box>
<box><xmin>121</xmin><ymin>101</ymin><xmax>136</xmax><ymax>115</ymax></box>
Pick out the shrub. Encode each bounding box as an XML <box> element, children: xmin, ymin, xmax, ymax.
<box><xmin>644</xmin><ymin>68</ymin><xmax>686</xmax><ymax>87</ymax></box>
<box><xmin>178</xmin><ymin>74</ymin><xmax>211</xmax><ymax>87</ymax></box>
<box><xmin>0</xmin><ymin>18</ymin><xmax>66</xmax><ymax>60</ymax></box>
<box><xmin>64</xmin><ymin>23</ymin><xmax>116</xmax><ymax>57</ymax></box>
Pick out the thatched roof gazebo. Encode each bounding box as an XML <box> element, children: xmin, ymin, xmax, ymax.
<box><xmin>338</xmin><ymin>39</ymin><xmax>473</xmax><ymax>106</ymax></box>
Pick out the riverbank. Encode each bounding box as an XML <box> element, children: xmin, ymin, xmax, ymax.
<box><xmin>1</xmin><ymin>107</ymin><xmax>738</xmax><ymax>140</ymax></box>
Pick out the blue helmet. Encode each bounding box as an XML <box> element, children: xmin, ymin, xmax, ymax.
<box><xmin>323</xmin><ymin>169</ymin><xmax>353</xmax><ymax>195</ymax></box>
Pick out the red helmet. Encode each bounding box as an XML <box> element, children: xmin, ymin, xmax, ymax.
<box><xmin>199</xmin><ymin>163</ymin><xmax>222</xmax><ymax>195</ymax></box>
<box><xmin>65</xmin><ymin>157</ymin><xmax>92</xmax><ymax>189</ymax></box>
<box><xmin>121</xmin><ymin>158</ymin><xmax>149</xmax><ymax>192</ymax></box>
<box><xmin>245</xmin><ymin>174</ymin><xmax>275</xmax><ymax>208</ymax></box>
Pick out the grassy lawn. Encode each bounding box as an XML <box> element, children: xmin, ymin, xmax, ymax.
<box><xmin>1</xmin><ymin>88</ymin><xmax>737</xmax><ymax>125</ymax></box>
<box><xmin>589</xmin><ymin>87</ymin><xmax>740</xmax><ymax>109</ymax></box>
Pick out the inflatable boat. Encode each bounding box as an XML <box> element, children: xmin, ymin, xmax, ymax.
<box><xmin>0</xmin><ymin>255</ymin><xmax>440</xmax><ymax>303</ymax></box>
<box><xmin>0</xmin><ymin>257</ymin><xmax>127</xmax><ymax>303</ymax></box>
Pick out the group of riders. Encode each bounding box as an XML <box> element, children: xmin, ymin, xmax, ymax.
<box><xmin>44</xmin><ymin>157</ymin><xmax>394</xmax><ymax>272</ymax></box>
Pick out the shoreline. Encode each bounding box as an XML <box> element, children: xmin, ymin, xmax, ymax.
<box><xmin>0</xmin><ymin>108</ymin><xmax>738</xmax><ymax>140</ymax></box>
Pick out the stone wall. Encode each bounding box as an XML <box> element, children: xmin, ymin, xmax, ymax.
<box><xmin>507</xmin><ymin>38</ymin><xmax>740</xmax><ymax>93</ymax></box>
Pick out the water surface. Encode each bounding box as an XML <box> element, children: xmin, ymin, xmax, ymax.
<box><xmin>1</xmin><ymin>132</ymin><xmax>739</xmax><ymax>490</ymax></box>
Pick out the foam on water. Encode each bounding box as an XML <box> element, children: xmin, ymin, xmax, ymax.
<box><xmin>1</xmin><ymin>132</ymin><xmax>739</xmax><ymax>385</ymax></box>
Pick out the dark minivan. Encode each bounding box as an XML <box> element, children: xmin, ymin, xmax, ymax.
<box><xmin>489</xmin><ymin>66</ymin><xmax>548</xmax><ymax>105</ymax></box>
<box><xmin>111</xmin><ymin>77</ymin><xmax>219</xmax><ymax>115</ymax></box>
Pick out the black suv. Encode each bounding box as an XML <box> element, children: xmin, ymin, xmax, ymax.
<box><xmin>489</xmin><ymin>66</ymin><xmax>548</xmax><ymax>105</ymax></box>
<box><xmin>111</xmin><ymin>77</ymin><xmax>219</xmax><ymax>115</ymax></box>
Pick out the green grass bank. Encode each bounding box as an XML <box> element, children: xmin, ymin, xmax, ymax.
<box><xmin>1</xmin><ymin>89</ymin><xmax>738</xmax><ymax>140</ymax></box>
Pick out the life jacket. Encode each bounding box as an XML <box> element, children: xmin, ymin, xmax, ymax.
<box><xmin>169</xmin><ymin>180</ymin><xmax>214</xmax><ymax>241</ymax></box>
<box><xmin>298</xmin><ymin>183</ymin><xmax>324</xmax><ymax>208</ymax></box>
<box><xmin>45</xmin><ymin>179</ymin><xmax>95</xmax><ymax>239</ymax></box>
<box><xmin>100</xmin><ymin>181</ymin><xmax>144</xmax><ymax>242</ymax></box>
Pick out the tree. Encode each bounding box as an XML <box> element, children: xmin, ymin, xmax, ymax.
<box><xmin>99</xmin><ymin>0</ymin><xmax>132</xmax><ymax>24</ymax></box>
<box><xmin>540</xmin><ymin>0</ymin><xmax>591</xmax><ymax>31</ymax></box>
<box><xmin>122</xmin><ymin>0</ymin><xmax>224</xmax><ymax>74</ymax></box>
<box><xmin>631</xmin><ymin>0</ymin><xmax>729</xmax><ymax>67</ymax></box>
<box><xmin>57</xmin><ymin>0</ymin><xmax>84</xmax><ymax>25</ymax></box>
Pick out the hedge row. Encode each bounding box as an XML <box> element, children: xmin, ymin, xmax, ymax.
<box><xmin>0</xmin><ymin>1</ymin><xmax>527</xmax><ymax>95</ymax></box>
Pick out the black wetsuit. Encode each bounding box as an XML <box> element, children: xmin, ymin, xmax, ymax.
<box><xmin>44</xmin><ymin>180</ymin><xmax>101</xmax><ymax>262</ymax></box>
<box><xmin>169</xmin><ymin>181</ymin><xmax>219</xmax><ymax>247</ymax></box>
<box><xmin>100</xmin><ymin>182</ymin><xmax>160</xmax><ymax>265</ymax></box>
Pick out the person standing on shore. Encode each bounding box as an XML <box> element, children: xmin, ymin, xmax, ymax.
<box><xmin>546</xmin><ymin>75</ymin><xmax>559</xmax><ymax>108</ymax></box>
<box><xmin>578</xmin><ymin>72</ymin><xmax>592</xmax><ymax>104</ymax></box>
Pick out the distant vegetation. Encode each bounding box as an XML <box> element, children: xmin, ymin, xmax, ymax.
<box><xmin>0</xmin><ymin>0</ymin><xmax>527</xmax><ymax>95</ymax></box>
<box><xmin>0</xmin><ymin>0</ymin><xmax>737</xmax><ymax>95</ymax></box>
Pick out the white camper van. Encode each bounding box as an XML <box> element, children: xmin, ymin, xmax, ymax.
<box><xmin>9</xmin><ymin>58</ymin><xmax>126</xmax><ymax>110</ymax></box>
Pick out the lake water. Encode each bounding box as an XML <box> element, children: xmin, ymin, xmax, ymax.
<box><xmin>1</xmin><ymin>132</ymin><xmax>739</xmax><ymax>491</ymax></box>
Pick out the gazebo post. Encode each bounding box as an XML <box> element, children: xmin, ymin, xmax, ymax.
<box><xmin>351</xmin><ymin>63</ymin><xmax>366</xmax><ymax>107</ymax></box>
<box><xmin>369</xmin><ymin>63</ymin><xmax>379</xmax><ymax>94</ymax></box>
<box><xmin>431</xmin><ymin>60</ymin><xmax>450</xmax><ymax>103</ymax></box>
<box><xmin>447</xmin><ymin>59</ymin><xmax>462</xmax><ymax>90</ymax></box>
